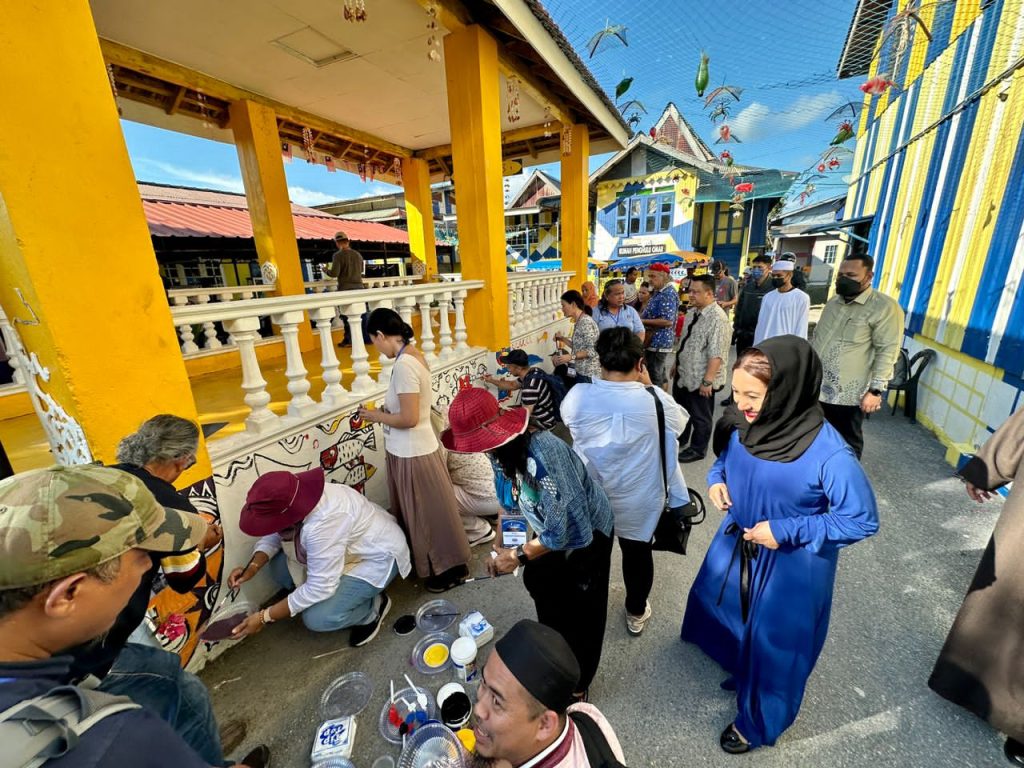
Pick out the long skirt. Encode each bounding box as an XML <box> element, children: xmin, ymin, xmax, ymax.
<box><xmin>386</xmin><ymin>449</ymin><xmax>470</xmax><ymax>578</ymax></box>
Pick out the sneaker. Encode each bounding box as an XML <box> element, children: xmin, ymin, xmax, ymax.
<box><xmin>240</xmin><ymin>745</ymin><xmax>271</xmax><ymax>768</ymax></box>
<box><xmin>625</xmin><ymin>601</ymin><xmax>652</xmax><ymax>636</ymax></box>
<box><xmin>425</xmin><ymin>565</ymin><xmax>469</xmax><ymax>593</ymax></box>
<box><xmin>468</xmin><ymin>527</ymin><xmax>496</xmax><ymax>547</ymax></box>
<box><xmin>350</xmin><ymin>593</ymin><xmax>391</xmax><ymax>647</ymax></box>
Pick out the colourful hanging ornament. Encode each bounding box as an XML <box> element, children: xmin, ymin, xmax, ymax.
<box><xmin>358</xmin><ymin>162</ymin><xmax>367</xmax><ymax>183</ymax></box>
<box><xmin>302</xmin><ymin>127</ymin><xmax>316</xmax><ymax>163</ymax></box>
<box><xmin>325</xmin><ymin>155</ymin><xmax>336</xmax><ymax>173</ymax></box>
<box><xmin>391</xmin><ymin>157</ymin><xmax>403</xmax><ymax>184</ymax></box>
<box><xmin>830</xmin><ymin>120</ymin><xmax>856</xmax><ymax>145</ymax></box>
<box><xmin>734</xmin><ymin>181</ymin><xmax>754</xmax><ymax>194</ymax></box>
<box><xmin>716</xmin><ymin>124</ymin><xmax>741</xmax><ymax>144</ymax></box>
<box><xmin>828</xmin><ymin>157</ymin><xmax>841</xmax><ymax>170</ymax></box>
<box><xmin>281</xmin><ymin>142</ymin><xmax>293</xmax><ymax>162</ymax></box>
<box><xmin>860</xmin><ymin>74</ymin><xmax>896</xmax><ymax>95</ymax></box>
<box><xmin>196</xmin><ymin>90</ymin><xmax>211</xmax><ymax>129</ymax></box>
<box><xmin>720</xmin><ymin>150</ymin><xmax>734</xmax><ymax>166</ymax></box>
<box><xmin>344</xmin><ymin>0</ymin><xmax>367</xmax><ymax>22</ymax></box>
<box><xmin>426</xmin><ymin>1</ymin><xmax>442</xmax><ymax>62</ymax></box>
<box><xmin>561</xmin><ymin>124</ymin><xmax>573</xmax><ymax>156</ymax></box>
<box><xmin>586</xmin><ymin>22</ymin><xmax>628</xmax><ymax>58</ymax></box>
<box><xmin>695</xmin><ymin>51</ymin><xmax>710</xmax><ymax>97</ymax></box>
<box><xmin>543</xmin><ymin>106</ymin><xmax>554</xmax><ymax>138</ymax></box>
<box><xmin>506</xmin><ymin>77</ymin><xmax>521</xmax><ymax>124</ymax></box>
<box><xmin>817</xmin><ymin>162</ymin><xmax>827</xmax><ymax>173</ymax></box>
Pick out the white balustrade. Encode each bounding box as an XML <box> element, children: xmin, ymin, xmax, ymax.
<box><xmin>507</xmin><ymin>272</ymin><xmax>574</xmax><ymax>338</ymax></box>
<box><xmin>195</xmin><ymin>295</ymin><xmax>222</xmax><ymax>350</ymax></box>
<box><xmin>0</xmin><ymin>306</ymin><xmax>25</xmax><ymax>385</ymax></box>
<box><xmin>167</xmin><ymin>281</ymin><xmax>486</xmax><ymax>440</ymax></box>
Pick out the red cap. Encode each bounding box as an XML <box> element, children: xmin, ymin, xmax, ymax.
<box><xmin>647</xmin><ymin>263</ymin><xmax>672</xmax><ymax>274</ymax></box>
<box><xmin>239</xmin><ymin>469</ymin><xmax>326</xmax><ymax>536</ymax></box>
<box><xmin>440</xmin><ymin>388</ymin><xmax>529</xmax><ymax>453</ymax></box>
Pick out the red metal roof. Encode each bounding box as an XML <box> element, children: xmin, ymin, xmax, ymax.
<box><xmin>138</xmin><ymin>183</ymin><xmax>408</xmax><ymax>244</ymax></box>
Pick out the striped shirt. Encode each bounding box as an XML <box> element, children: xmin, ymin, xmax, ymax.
<box><xmin>521</xmin><ymin>368</ymin><xmax>559</xmax><ymax>429</ymax></box>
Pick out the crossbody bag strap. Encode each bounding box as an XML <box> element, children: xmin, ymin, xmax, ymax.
<box><xmin>645</xmin><ymin>387</ymin><xmax>668</xmax><ymax>506</ymax></box>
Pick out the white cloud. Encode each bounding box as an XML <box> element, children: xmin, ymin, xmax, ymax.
<box><xmin>358</xmin><ymin>184</ymin><xmax>397</xmax><ymax>199</ymax></box>
<box><xmin>288</xmin><ymin>186</ymin><xmax>338</xmax><ymax>206</ymax></box>
<box><xmin>730</xmin><ymin>90</ymin><xmax>842</xmax><ymax>143</ymax></box>
<box><xmin>134</xmin><ymin>158</ymin><xmax>245</xmax><ymax>193</ymax></box>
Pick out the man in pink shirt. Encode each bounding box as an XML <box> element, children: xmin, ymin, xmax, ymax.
<box><xmin>471</xmin><ymin>620</ymin><xmax>626</xmax><ymax>767</ymax></box>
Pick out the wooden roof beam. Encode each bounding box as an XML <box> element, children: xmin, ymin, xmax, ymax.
<box><xmin>166</xmin><ymin>85</ymin><xmax>187</xmax><ymax>116</ymax></box>
<box><xmin>415</xmin><ymin>122</ymin><xmax>562</xmax><ymax>161</ymax></box>
<box><xmin>100</xmin><ymin>38</ymin><xmax>413</xmax><ymax>159</ymax></box>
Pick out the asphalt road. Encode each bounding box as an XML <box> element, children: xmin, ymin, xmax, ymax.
<box><xmin>202</xmin><ymin>408</ymin><xmax>1007</xmax><ymax>768</ymax></box>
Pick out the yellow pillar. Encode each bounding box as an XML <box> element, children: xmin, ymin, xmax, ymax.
<box><xmin>402</xmin><ymin>157</ymin><xmax>439</xmax><ymax>280</ymax></box>
<box><xmin>230</xmin><ymin>99</ymin><xmax>314</xmax><ymax>350</ymax></box>
<box><xmin>0</xmin><ymin>0</ymin><xmax>211</xmax><ymax>483</ymax></box>
<box><xmin>444</xmin><ymin>26</ymin><xmax>509</xmax><ymax>349</ymax></box>
<box><xmin>560</xmin><ymin>123</ymin><xmax>590</xmax><ymax>291</ymax></box>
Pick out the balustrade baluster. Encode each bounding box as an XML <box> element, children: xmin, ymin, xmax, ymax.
<box><xmin>508</xmin><ymin>285</ymin><xmax>519</xmax><ymax>338</ymax></box>
<box><xmin>397</xmin><ymin>296</ymin><xmax>416</xmax><ymax>328</ymax></box>
<box><xmin>309</xmin><ymin>307</ymin><xmax>348</xmax><ymax>408</ymax></box>
<box><xmin>418</xmin><ymin>294</ymin><xmax>438</xmax><ymax>364</ymax></box>
<box><xmin>437</xmin><ymin>291</ymin><xmax>454</xmax><ymax>359</ymax></box>
<box><xmin>453</xmin><ymin>289</ymin><xmax>469</xmax><ymax>353</ymax></box>
<box><xmin>223</xmin><ymin>317</ymin><xmax>276</xmax><ymax>433</ymax></box>
<box><xmin>195</xmin><ymin>295</ymin><xmax>222</xmax><ymax>350</ymax></box>
<box><xmin>269</xmin><ymin>310</ymin><xmax>317</xmax><ymax>418</ymax></box>
<box><xmin>0</xmin><ymin>311</ymin><xmax>24</xmax><ymax>385</ymax></box>
<box><xmin>345</xmin><ymin>302</ymin><xmax>375</xmax><ymax>393</ymax></box>
<box><xmin>171</xmin><ymin>296</ymin><xmax>200</xmax><ymax>354</ymax></box>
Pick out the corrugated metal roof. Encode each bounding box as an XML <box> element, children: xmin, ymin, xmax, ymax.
<box><xmin>138</xmin><ymin>182</ymin><xmax>408</xmax><ymax>244</ymax></box>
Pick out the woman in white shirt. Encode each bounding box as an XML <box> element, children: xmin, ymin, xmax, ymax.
<box><xmin>561</xmin><ymin>327</ymin><xmax>691</xmax><ymax>637</ymax></box>
<box><xmin>358</xmin><ymin>308</ymin><xmax>471</xmax><ymax>593</ymax></box>
<box><xmin>228</xmin><ymin>468</ymin><xmax>411</xmax><ymax>647</ymax></box>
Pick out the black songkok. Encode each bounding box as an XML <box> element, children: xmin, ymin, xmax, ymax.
<box><xmin>494</xmin><ymin>620</ymin><xmax>580</xmax><ymax>713</ymax></box>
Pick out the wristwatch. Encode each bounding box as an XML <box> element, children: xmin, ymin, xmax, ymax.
<box><xmin>701</xmin><ymin>379</ymin><xmax>713</xmax><ymax>388</ymax></box>
<box><xmin>867</xmin><ymin>388</ymin><xmax>883</xmax><ymax>396</ymax></box>
<box><xmin>514</xmin><ymin>545</ymin><xmax>530</xmax><ymax>566</ymax></box>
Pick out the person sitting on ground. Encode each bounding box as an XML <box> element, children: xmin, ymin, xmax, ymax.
<box><xmin>594</xmin><ymin>280</ymin><xmax>645</xmax><ymax>342</ymax></box>
<box><xmin>0</xmin><ymin>465</ymin><xmax>269</xmax><ymax>768</ymax></box>
<box><xmin>482</xmin><ymin>349</ymin><xmax>563</xmax><ymax>433</ymax></box>
<box><xmin>431</xmin><ymin>407</ymin><xmax>500</xmax><ymax>548</ymax></box>
<box><xmin>229</xmin><ymin>468</ymin><xmax>410</xmax><ymax>647</ymax></box>
<box><xmin>65</xmin><ymin>415</ymin><xmax>242</xmax><ymax>764</ymax></box>
<box><xmin>470</xmin><ymin>620</ymin><xmax>626</xmax><ymax>768</ymax></box>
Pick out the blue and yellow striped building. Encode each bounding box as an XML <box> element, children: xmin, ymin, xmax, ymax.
<box><xmin>841</xmin><ymin>0</ymin><xmax>1024</xmax><ymax>463</ymax></box>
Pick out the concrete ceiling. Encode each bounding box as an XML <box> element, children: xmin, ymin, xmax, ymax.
<box><xmin>90</xmin><ymin>0</ymin><xmax>548</xmax><ymax>151</ymax></box>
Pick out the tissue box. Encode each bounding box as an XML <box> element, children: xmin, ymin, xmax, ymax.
<box><xmin>459</xmin><ymin>611</ymin><xmax>494</xmax><ymax>647</ymax></box>
<box><xmin>311</xmin><ymin>716</ymin><xmax>356</xmax><ymax>763</ymax></box>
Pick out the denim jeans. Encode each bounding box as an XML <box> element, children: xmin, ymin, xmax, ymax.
<box><xmin>268</xmin><ymin>551</ymin><xmax>398</xmax><ymax>632</ymax></box>
<box><xmin>98</xmin><ymin>643</ymin><xmax>225</xmax><ymax>765</ymax></box>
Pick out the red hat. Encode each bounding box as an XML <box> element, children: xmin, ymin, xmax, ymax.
<box><xmin>239</xmin><ymin>468</ymin><xmax>326</xmax><ymax>537</ymax></box>
<box><xmin>647</xmin><ymin>262</ymin><xmax>672</xmax><ymax>273</ymax></box>
<box><xmin>440</xmin><ymin>388</ymin><xmax>529</xmax><ymax>453</ymax></box>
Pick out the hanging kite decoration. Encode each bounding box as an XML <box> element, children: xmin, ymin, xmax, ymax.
<box><xmin>830</xmin><ymin>119</ymin><xmax>856</xmax><ymax>145</ymax></box>
<box><xmin>695</xmin><ymin>51</ymin><xmax>710</xmax><ymax>97</ymax></box>
<box><xmin>825</xmin><ymin>102</ymin><xmax>862</xmax><ymax>122</ymax></box>
<box><xmin>587</xmin><ymin>22</ymin><xmax>629</xmax><ymax>58</ymax></box>
<box><xmin>618</xmin><ymin>99</ymin><xmax>647</xmax><ymax>116</ymax></box>
<box><xmin>860</xmin><ymin>74</ymin><xmax>897</xmax><ymax>95</ymax></box>
<box><xmin>703</xmin><ymin>85</ymin><xmax>743</xmax><ymax>108</ymax></box>
<box><xmin>716</xmin><ymin>124</ymin><xmax>741</xmax><ymax>143</ymax></box>
<box><xmin>343</xmin><ymin>0</ymin><xmax>367</xmax><ymax>22</ymax></box>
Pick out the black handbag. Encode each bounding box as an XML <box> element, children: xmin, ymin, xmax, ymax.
<box><xmin>646</xmin><ymin>387</ymin><xmax>706</xmax><ymax>555</ymax></box>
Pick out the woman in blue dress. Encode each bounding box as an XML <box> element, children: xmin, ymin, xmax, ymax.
<box><xmin>680</xmin><ymin>335</ymin><xmax>879</xmax><ymax>754</ymax></box>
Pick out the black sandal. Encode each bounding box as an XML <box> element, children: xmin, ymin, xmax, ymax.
<box><xmin>719</xmin><ymin>723</ymin><xmax>750</xmax><ymax>755</ymax></box>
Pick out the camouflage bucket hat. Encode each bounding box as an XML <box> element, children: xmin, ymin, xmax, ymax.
<box><xmin>0</xmin><ymin>464</ymin><xmax>208</xmax><ymax>589</ymax></box>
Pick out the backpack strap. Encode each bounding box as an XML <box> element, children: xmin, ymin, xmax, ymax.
<box><xmin>568</xmin><ymin>710</ymin><xmax>627</xmax><ymax>768</ymax></box>
<box><xmin>0</xmin><ymin>685</ymin><xmax>140</xmax><ymax>768</ymax></box>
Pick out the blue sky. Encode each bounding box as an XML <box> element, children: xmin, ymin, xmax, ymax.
<box><xmin>123</xmin><ymin>0</ymin><xmax>863</xmax><ymax>205</ymax></box>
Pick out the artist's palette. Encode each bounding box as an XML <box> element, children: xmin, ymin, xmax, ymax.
<box><xmin>411</xmin><ymin>632</ymin><xmax>455</xmax><ymax>674</ymax></box>
<box><xmin>378</xmin><ymin>685</ymin><xmax>438</xmax><ymax>745</ymax></box>
<box><xmin>415</xmin><ymin>599</ymin><xmax>458</xmax><ymax>633</ymax></box>
<box><xmin>320</xmin><ymin>671</ymin><xmax>374</xmax><ymax>720</ymax></box>
<box><xmin>198</xmin><ymin>600</ymin><xmax>254</xmax><ymax>642</ymax></box>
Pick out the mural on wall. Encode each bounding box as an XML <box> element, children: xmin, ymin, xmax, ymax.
<box><xmin>146</xmin><ymin>476</ymin><xmax>224</xmax><ymax>666</ymax></box>
<box><xmin>593</xmin><ymin>170</ymin><xmax>698</xmax><ymax>262</ymax></box>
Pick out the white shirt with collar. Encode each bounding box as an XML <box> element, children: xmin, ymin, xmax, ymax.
<box><xmin>254</xmin><ymin>483</ymin><xmax>412</xmax><ymax>616</ymax></box>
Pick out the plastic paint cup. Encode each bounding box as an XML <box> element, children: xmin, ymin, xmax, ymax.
<box><xmin>451</xmin><ymin>636</ymin><xmax>479</xmax><ymax>683</ymax></box>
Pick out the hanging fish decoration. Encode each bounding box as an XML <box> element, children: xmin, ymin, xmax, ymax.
<box><xmin>860</xmin><ymin>74</ymin><xmax>897</xmax><ymax>95</ymax></box>
<box><xmin>720</xmin><ymin>149</ymin><xmax>734</xmax><ymax>166</ymax></box>
<box><xmin>615</xmin><ymin>77</ymin><xmax>634</xmax><ymax>100</ymax></box>
<box><xmin>830</xmin><ymin>119</ymin><xmax>856</xmax><ymax>145</ymax></box>
<box><xmin>708</xmin><ymin>101</ymin><xmax>731</xmax><ymax>124</ymax></box>
<box><xmin>703</xmin><ymin>85</ymin><xmax>743</xmax><ymax>108</ymax></box>
<box><xmin>734</xmin><ymin>182</ymin><xmax>754</xmax><ymax>194</ymax></box>
<box><xmin>716</xmin><ymin>124</ymin><xmax>741</xmax><ymax>143</ymax></box>
<box><xmin>587</xmin><ymin>22</ymin><xmax>629</xmax><ymax>58</ymax></box>
<box><xmin>695</xmin><ymin>51</ymin><xmax>710</xmax><ymax>97</ymax></box>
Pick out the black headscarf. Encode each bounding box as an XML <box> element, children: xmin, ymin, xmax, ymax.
<box><xmin>712</xmin><ymin>335</ymin><xmax>825</xmax><ymax>462</ymax></box>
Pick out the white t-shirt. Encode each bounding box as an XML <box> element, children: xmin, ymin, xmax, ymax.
<box><xmin>383</xmin><ymin>354</ymin><xmax>438</xmax><ymax>458</ymax></box>
<box><xmin>754</xmin><ymin>288</ymin><xmax>810</xmax><ymax>345</ymax></box>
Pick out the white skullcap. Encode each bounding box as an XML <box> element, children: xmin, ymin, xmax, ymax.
<box><xmin>771</xmin><ymin>261</ymin><xmax>795</xmax><ymax>272</ymax></box>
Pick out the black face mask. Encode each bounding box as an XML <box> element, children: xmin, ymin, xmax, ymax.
<box><xmin>771</xmin><ymin>277</ymin><xmax>787</xmax><ymax>288</ymax></box>
<box><xmin>835</xmin><ymin>275</ymin><xmax>867</xmax><ymax>298</ymax></box>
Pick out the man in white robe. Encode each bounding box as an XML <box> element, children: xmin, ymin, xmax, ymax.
<box><xmin>754</xmin><ymin>261</ymin><xmax>810</xmax><ymax>345</ymax></box>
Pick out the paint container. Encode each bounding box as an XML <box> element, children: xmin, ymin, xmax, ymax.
<box><xmin>310</xmin><ymin>716</ymin><xmax>356</xmax><ymax>764</ymax></box>
<box><xmin>458</xmin><ymin>611</ymin><xmax>494</xmax><ymax>648</ymax></box>
<box><xmin>450</xmin><ymin>636</ymin><xmax>479</xmax><ymax>683</ymax></box>
<box><xmin>437</xmin><ymin>682</ymin><xmax>472</xmax><ymax>730</ymax></box>
<box><xmin>499</xmin><ymin>511</ymin><xmax>529</xmax><ymax>547</ymax></box>
<box><xmin>199</xmin><ymin>600</ymin><xmax>254</xmax><ymax>642</ymax></box>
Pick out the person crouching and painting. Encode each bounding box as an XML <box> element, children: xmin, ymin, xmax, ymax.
<box><xmin>680</xmin><ymin>335</ymin><xmax>879</xmax><ymax>754</ymax></box>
